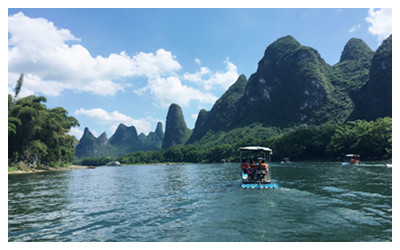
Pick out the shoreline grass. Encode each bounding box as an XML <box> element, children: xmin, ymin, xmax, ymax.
<box><xmin>8</xmin><ymin>165</ymin><xmax>91</xmax><ymax>174</ymax></box>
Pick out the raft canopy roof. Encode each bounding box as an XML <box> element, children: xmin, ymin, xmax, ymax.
<box><xmin>345</xmin><ymin>154</ymin><xmax>360</xmax><ymax>157</ymax></box>
<box><xmin>238</xmin><ymin>146</ymin><xmax>272</xmax><ymax>152</ymax></box>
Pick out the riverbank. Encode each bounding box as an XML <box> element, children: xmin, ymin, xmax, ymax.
<box><xmin>8</xmin><ymin>165</ymin><xmax>93</xmax><ymax>175</ymax></box>
<box><xmin>8</xmin><ymin>162</ymin><xmax>191</xmax><ymax>174</ymax></box>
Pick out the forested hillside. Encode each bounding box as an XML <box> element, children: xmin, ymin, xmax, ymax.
<box><xmin>187</xmin><ymin>35</ymin><xmax>392</xmax><ymax>146</ymax></box>
<box><xmin>69</xmin><ymin>35</ymin><xmax>392</xmax><ymax>164</ymax></box>
<box><xmin>8</xmin><ymin>74</ymin><xmax>79</xmax><ymax>170</ymax></box>
<box><xmin>104</xmin><ymin>117</ymin><xmax>390</xmax><ymax>166</ymax></box>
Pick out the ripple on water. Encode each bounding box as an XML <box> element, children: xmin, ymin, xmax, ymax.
<box><xmin>8</xmin><ymin>162</ymin><xmax>392</xmax><ymax>242</ymax></box>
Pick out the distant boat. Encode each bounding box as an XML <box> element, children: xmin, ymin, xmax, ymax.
<box><xmin>281</xmin><ymin>158</ymin><xmax>291</xmax><ymax>164</ymax></box>
<box><xmin>386</xmin><ymin>163</ymin><xmax>392</xmax><ymax>168</ymax></box>
<box><xmin>107</xmin><ymin>161</ymin><xmax>121</xmax><ymax>167</ymax></box>
<box><xmin>342</xmin><ymin>154</ymin><xmax>360</xmax><ymax>166</ymax></box>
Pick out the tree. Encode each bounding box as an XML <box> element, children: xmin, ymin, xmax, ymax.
<box><xmin>326</xmin><ymin>118</ymin><xmax>392</xmax><ymax>160</ymax></box>
<box><xmin>8</xmin><ymin>80</ymin><xmax>80</xmax><ymax>168</ymax></box>
<box><xmin>14</xmin><ymin>73</ymin><xmax>24</xmax><ymax>99</ymax></box>
<box><xmin>164</xmin><ymin>145</ymin><xmax>184</xmax><ymax>162</ymax></box>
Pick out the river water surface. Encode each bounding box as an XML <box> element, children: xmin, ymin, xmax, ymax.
<box><xmin>8</xmin><ymin>162</ymin><xmax>392</xmax><ymax>241</ymax></box>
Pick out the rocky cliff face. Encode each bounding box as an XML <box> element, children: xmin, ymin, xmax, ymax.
<box><xmin>187</xmin><ymin>75</ymin><xmax>247</xmax><ymax>143</ymax></box>
<box><xmin>75</xmin><ymin>128</ymin><xmax>114</xmax><ymax>158</ymax></box>
<box><xmin>332</xmin><ymin>38</ymin><xmax>374</xmax><ymax>98</ymax></box>
<box><xmin>155</xmin><ymin>121</ymin><xmax>164</xmax><ymax>139</ymax></box>
<box><xmin>339</xmin><ymin>38</ymin><xmax>375</xmax><ymax>62</ymax></box>
<box><xmin>237</xmin><ymin>35</ymin><xmax>337</xmax><ymax>126</ymax></box>
<box><xmin>187</xmin><ymin>35</ymin><xmax>392</xmax><ymax>144</ymax></box>
<box><xmin>188</xmin><ymin>35</ymin><xmax>345</xmax><ymax>144</ymax></box>
<box><xmin>162</xmin><ymin>103</ymin><xmax>191</xmax><ymax>149</ymax></box>
<box><xmin>138</xmin><ymin>122</ymin><xmax>164</xmax><ymax>151</ymax></box>
<box><xmin>351</xmin><ymin>35</ymin><xmax>392</xmax><ymax>120</ymax></box>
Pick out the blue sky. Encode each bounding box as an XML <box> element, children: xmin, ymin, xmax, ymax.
<box><xmin>7</xmin><ymin>8</ymin><xmax>392</xmax><ymax>140</ymax></box>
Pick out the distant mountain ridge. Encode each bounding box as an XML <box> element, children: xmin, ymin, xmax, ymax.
<box><xmin>109</xmin><ymin>123</ymin><xmax>140</xmax><ymax>156</ymax></box>
<box><xmin>75</xmin><ymin>128</ymin><xmax>114</xmax><ymax>158</ymax></box>
<box><xmin>75</xmin><ymin>35</ymin><xmax>391</xmax><ymax>157</ymax></box>
<box><xmin>187</xmin><ymin>35</ymin><xmax>392</xmax><ymax>144</ymax></box>
<box><xmin>75</xmin><ymin>102</ymin><xmax>194</xmax><ymax>159</ymax></box>
<box><xmin>138</xmin><ymin>121</ymin><xmax>165</xmax><ymax>151</ymax></box>
<box><xmin>75</xmin><ymin>122</ymin><xmax>164</xmax><ymax>158</ymax></box>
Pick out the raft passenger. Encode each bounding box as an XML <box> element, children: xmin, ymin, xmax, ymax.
<box><xmin>241</xmin><ymin>160</ymin><xmax>252</xmax><ymax>174</ymax></box>
<box><xmin>258</xmin><ymin>159</ymin><xmax>270</xmax><ymax>182</ymax></box>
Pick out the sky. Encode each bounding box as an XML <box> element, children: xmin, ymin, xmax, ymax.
<box><xmin>7</xmin><ymin>7</ymin><xmax>393</xmax><ymax>140</ymax></box>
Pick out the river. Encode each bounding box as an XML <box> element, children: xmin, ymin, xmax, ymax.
<box><xmin>8</xmin><ymin>162</ymin><xmax>392</xmax><ymax>242</ymax></box>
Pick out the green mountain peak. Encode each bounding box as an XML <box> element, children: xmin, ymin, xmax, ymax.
<box><xmin>187</xmin><ymin>35</ymin><xmax>391</xmax><ymax>145</ymax></box>
<box><xmin>162</xmin><ymin>103</ymin><xmax>191</xmax><ymax>149</ymax></box>
<box><xmin>75</xmin><ymin>127</ymin><xmax>114</xmax><ymax>158</ymax></box>
<box><xmin>340</xmin><ymin>38</ymin><xmax>374</xmax><ymax>62</ymax></box>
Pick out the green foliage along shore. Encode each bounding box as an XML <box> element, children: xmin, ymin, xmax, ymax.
<box><xmin>74</xmin><ymin>117</ymin><xmax>391</xmax><ymax>166</ymax></box>
<box><xmin>268</xmin><ymin>117</ymin><xmax>391</xmax><ymax>161</ymax></box>
<box><xmin>8</xmin><ymin>77</ymin><xmax>79</xmax><ymax>170</ymax></box>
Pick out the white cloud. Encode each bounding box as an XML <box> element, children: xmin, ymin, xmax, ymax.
<box><xmin>131</xmin><ymin>56</ymin><xmax>239</xmax><ymax>108</ymax></box>
<box><xmin>8</xmin><ymin>12</ymin><xmax>80</xmax><ymax>52</ymax></box>
<box><xmin>147</xmin><ymin>76</ymin><xmax>217</xmax><ymax>108</ymax></box>
<box><xmin>8</xmin><ymin>12</ymin><xmax>239</xmax><ymax>110</ymax></box>
<box><xmin>183</xmin><ymin>66</ymin><xmax>211</xmax><ymax>83</ymax></box>
<box><xmin>349</xmin><ymin>23</ymin><xmax>362</xmax><ymax>33</ymax></box>
<box><xmin>132</xmin><ymin>86</ymin><xmax>149</xmax><ymax>96</ymax></box>
<box><xmin>194</xmin><ymin>58</ymin><xmax>202</xmax><ymax>65</ymax></box>
<box><xmin>68</xmin><ymin>126</ymin><xmax>84</xmax><ymax>140</ymax></box>
<box><xmin>131</xmin><ymin>49</ymin><xmax>181</xmax><ymax>77</ymax></box>
<box><xmin>8</xmin><ymin>12</ymin><xmax>182</xmax><ymax>97</ymax></box>
<box><xmin>183</xmin><ymin>57</ymin><xmax>239</xmax><ymax>91</ymax></box>
<box><xmin>130</xmin><ymin>56</ymin><xmax>241</xmax><ymax>108</ymax></box>
<box><xmin>74</xmin><ymin>108</ymin><xmax>156</xmax><ymax>135</ymax></box>
<box><xmin>365</xmin><ymin>8</ymin><xmax>392</xmax><ymax>42</ymax></box>
<box><xmin>135</xmin><ymin>57</ymin><xmax>238</xmax><ymax>108</ymax></box>
<box><xmin>81</xmin><ymin>79</ymin><xmax>125</xmax><ymax>96</ymax></box>
<box><xmin>191</xmin><ymin>113</ymin><xmax>198</xmax><ymax>120</ymax></box>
